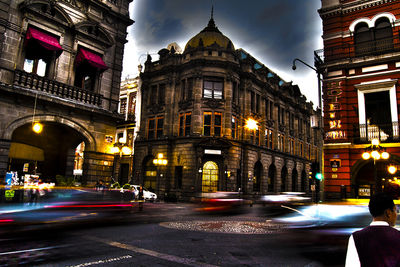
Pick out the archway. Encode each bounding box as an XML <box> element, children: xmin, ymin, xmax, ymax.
<box><xmin>292</xmin><ymin>169</ymin><xmax>298</xmax><ymax>192</ymax></box>
<box><xmin>268</xmin><ymin>164</ymin><xmax>276</xmax><ymax>192</ymax></box>
<box><xmin>8</xmin><ymin>119</ymin><xmax>92</xmax><ymax>182</ymax></box>
<box><xmin>202</xmin><ymin>161</ymin><xmax>219</xmax><ymax>192</ymax></box>
<box><xmin>281</xmin><ymin>166</ymin><xmax>288</xmax><ymax>192</ymax></box>
<box><xmin>253</xmin><ymin>161</ymin><xmax>262</xmax><ymax>192</ymax></box>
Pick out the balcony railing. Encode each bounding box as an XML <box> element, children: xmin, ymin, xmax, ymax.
<box><xmin>354</xmin><ymin>122</ymin><xmax>399</xmax><ymax>143</ymax></box>
<box><xmin>13</xmin><ymin>69</ymin><xmax>102</xmax><ymax>107</ymax></box>
<box><xmin>315</xmin><ymin>35</ymin><xmax>400</xmax><ymax>63</ymax></box>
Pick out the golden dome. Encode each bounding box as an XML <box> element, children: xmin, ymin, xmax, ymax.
<box><xmin>184</xmin><ymin>18</ymin><xmax>234</xmax><ymax>52</ymax></box>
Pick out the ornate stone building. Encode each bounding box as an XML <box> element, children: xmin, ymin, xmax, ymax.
<box><xmin>317</xmin><ymin>0</ymin><xmax>400</xmax><ymax>199</ymax></box>
<box><xmin>0</xmin><ymin>0</ymin><xmax>133</xmax><ymax>185</ymax></box>
<box><xmin>133</xmin><ymin>14</ymin><xmax>322</xmax><ymax>200</ymax></box>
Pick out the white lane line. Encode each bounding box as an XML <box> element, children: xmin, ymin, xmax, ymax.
<box><xmin>0</xmin><ymin>245</ymin><xmax>66</xmax><ymax>256</ymax></box>
<box><xmin>66</xmin><ymin>255</ymin><xmax>132</xmax><ymax>267</ymax></box>
<box><xmin>85</xmin><ymin>235</ymin><xmax>219</xmax><ymax>267</ymax></box>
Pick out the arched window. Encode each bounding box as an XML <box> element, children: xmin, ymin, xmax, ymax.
<box><xmin>202</xmin><ymin>161</ymin><xmax>219</xmax><ymax>192</ymax></box>
<box><xmin>291</xmin><ymin>169</ymin><xmax>298</xmax><ymax>192</ymax></box>
<box><xmin>374</xmin><ymin>18</ymin><xmax>393</xmax><ymax>52</ymax></box>
<box><xmin>268</xmin><ymin>165</ymin><xmax>276</xmax><ymax>192</ymax></box>
<box><xmin>281</xmin><ymin>166</ymin><xmax>287</xmax><ymax>192</ymax></box>
<box><xmin>354</xmin><ymin>22</ymin><xmax>372</xmax><ymax>55</ymax></box>
<box><xmin>253</xmin><ymin>161</ymin><xmax>262</xmax><ymax>192</ymax></box>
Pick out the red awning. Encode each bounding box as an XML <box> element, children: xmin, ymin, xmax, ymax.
<box><xmin>25</xmin><ymin>27</ymin><xmax>63</xmax><ymax>53</ymax></box>
<box><xmin>75</xmin><ymin>48</ymin><xmax>108</xmax><ymax>72</ymax></box>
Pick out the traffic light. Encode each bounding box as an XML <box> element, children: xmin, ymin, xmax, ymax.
<box><xmin>315</xmin><ymin>172</ymin><xmax>323</xmax><ymax>181</ymax></box>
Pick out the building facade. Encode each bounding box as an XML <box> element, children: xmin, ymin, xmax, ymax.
<box><xmin>133</xmin><ymin>15</ymin><xmax>322</xmax><ymax>200</ymax></box>
<box><xmin>113</xmin><ymin>76</ymin><xmax>140</xmax><ymax>185</ymax></box>
<box><xmin>0</xmin><ymin>0</ymin><xmax>133</xmax><ymax>185</ymax></box>
<box><xmin>318</xmin><ymin>0</ymin><xmax>400</xmax><ymax>199</ymax></box>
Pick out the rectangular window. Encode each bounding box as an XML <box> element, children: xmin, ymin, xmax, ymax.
<box><xmin>232</xmin><ymin>82</ymin><xmax>238</xmax><ymax>105</ymax></box>
<box><xmin>232</xmin><ymin>116</ymin><xmax>238</xmax><ymax>139</ymax></box>
<box><xmin>204</xmin><ymin>112</ymin><xmax>212</xmax><ymax>136</ymax></box>
<box><xmin>156</xmin><ymin>117</ymin><xmax>164</xmax><ymax>138</ymax></box>
<box><xmin>300</xmin><ymin>142</ymin><xmax>304</xmax><ymax>157</ymax></box>
<box><xmin>256</xmin><ymin>94</ymin><xmax>260</xmax><ymax>113</ymax></box>
<box><xmin>150</xmin><ymin>85</ymin><xmax>157</xmax><ymax>105</ymax></box>
<box><xmin>265</xmin><ymin>129</ymin><xmax>273</xmax><ymax>149</ymax></box>
<box><xmin>148</xmin><ymin>118</ymin><xmax>155</xmax><ymax>139</ymax></box>
<box><xmin>203</xmin><ymin>78</ymin><xmax>223</xmax><ymax>99</ymax></box>
<box><xmin>278</xmin><ymin>133</ymin><xmax>285</xmax><ymax>151</ymax></box>
<box><xmin>119</xmin><ymin>98</ymin><xmax>127</xmax><ymax>115</ymax></box>
<box><xmin>158</xmin><ymin>84</ymin><xmax>165</xmax><ymax>105</ymax></box>
<box><xmin>251</xmin><ymin>91</ymin><xmax>255</xmax><ymax>113</ymax></box>
<box><xmin>179</xmin><ymin>112</ymin><xmax>191</xmax><ymax>136</ymax></box>
<box><xmin>270</xmin><ymin>102</ymin><xmax>274</xmax><ymax>120</ymax></box>
<box><xmin>187</xmin><ymin>78</ymin><xmax>193</xmax><ymax>100</ymax></box>
<box><xmin>185</xmin><ymin>113</ymin><xmax>191</xmax><ymax>136</ymax></box>
<box><xmin>179</xmin><ymin>114</ymin><xmax>184</xmax><ymax>136</ymax></box>
<box><xmin>265</xmin><ymin>99</ymin><xmax>269</xmax><ymax>119</ymax></box>
<box><xmin>181</xmin><ymin>79</ymin><xmax>186</xmax><ymax>101</ymax></box>
<box><xmin>214</xmin><ymin>113</ymin><xmax>222</xmax><ymax>137</ymax></box>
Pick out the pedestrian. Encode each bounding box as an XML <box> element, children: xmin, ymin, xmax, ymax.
<box><xmin>345</xmin><ymin>192</ymin><xmax>400</xmax><ymax>267</ymax></box>
<box><xmin>138</xmin><ymin>185</ymin><xmax>144</xmax><ymax>211</ymax></box>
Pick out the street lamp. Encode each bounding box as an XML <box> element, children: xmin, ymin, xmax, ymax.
<box><xmin>362</xmin><ymin>138</ymin><xmax>389</xmax><ymax>193</ymax></box>
<box><xmin>111</xmin><ymin>142</ymin><xmax>132</xmax><ymax>184</ymax></box>
<box><xmin>292</xmin><ymin>58</ymin><xmax>324</xmax><ymax>201</ymax></box>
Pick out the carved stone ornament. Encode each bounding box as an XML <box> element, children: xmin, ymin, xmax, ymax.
<box><xmin>203</xmin><ymin>98</ymin><xmax>224</xmax><ymax>109</ymax></box>
<box><xmin>179</xmin><ymin>100</ymin><xmax>194</xmax><ymax>110</ymax></box>
<box><xmin>266</xmin><ymin>119</ymin><xmax>274</xmax><ymax>128</ymax></box>
<box><xmin>148</xmin><ymin>104</ymin><xmax>164</xmax><ymax>115</ymax></box>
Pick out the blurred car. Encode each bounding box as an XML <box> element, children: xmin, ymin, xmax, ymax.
<box><xmin>131</xmin><ymin>185</ymin><xmax>157</xmax><ymax>202</ymax></box>
<box><xmin>194</xmin><ymin>192</ymin><xmax>251</xmax><ymax>214</ymax></box>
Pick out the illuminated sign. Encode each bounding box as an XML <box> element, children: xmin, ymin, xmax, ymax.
<box><xmin>204</xmin><ymin>149</ymin><xmax>221</xmax><ymax>155</ymax></box>
<box><xmin>326</xmin><ymin>80</ymin><xmax>346</xmax><ymax>140</ymax></box>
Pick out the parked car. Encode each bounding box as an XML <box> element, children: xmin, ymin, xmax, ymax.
<box><xmin>131</xmin><ymin>185</ymin><xmax>157</xmax><ymax>202</ymax></box>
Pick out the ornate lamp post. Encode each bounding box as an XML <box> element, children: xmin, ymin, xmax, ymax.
<box><xmin>111</xmin><ymin>142</ymin><xmax>132</xmax><ymax>184</ymax></box>
<box><xmin>362</xmin><ymin>138</ymin><xmax>390</xmax><ymax>193</ymax></box>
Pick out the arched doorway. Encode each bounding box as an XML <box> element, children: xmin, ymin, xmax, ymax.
<box><xmin>8</xmin><ymin>121</ymin><xmax>90</xmax><ymax>181</ymax></box>
<box><xmin>281</xmin><ymin>166</ymin><xmax>288</xmax><ymax>192</ymax></box>
<box><xmin>268</xmin><ymin>164</ymin><xmax>276</xmax><ymax>192</ymax></box>
<box><xmin>202</xmin><ymin>161</ymin><xmax>219</xmax><ymax>192</ymax></box>
<box><xmin>292</xmin><ymin>169</ymin><xmax>298</xmax><ymax>192</ymax></box>
<box><xmin>143</xmin><ymin>157</ymin><xmax>157</xmax><ymax>191</ymax></box>
<box><xmin>253</xmin><ymin>161</ymin><xmax>262</xmax><ymax>192</ymax></box>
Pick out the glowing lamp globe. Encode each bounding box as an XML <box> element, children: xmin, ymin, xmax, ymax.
<box><xmin>362</xmin><ymin>152</ymin><xmax>371</xmax><ymax>160</ymax></box>
<box><xmin>371</xmin><ymin>151</ymin><xmax>381</xmax><ymax>160</ymax></box>
<box><xmin>381</xmin><ymin>152</ymin><xmax>390</xmax><ymax>160</ymax></box>
<box><xmin>388</xmin><ymin>165</ymin><xmax>397</xmax><ymax>175</ymax></box>
<box><xmin>32</xmin><ymin>122</ymin><xmax>43</xmax><ymax>134</ymax></box>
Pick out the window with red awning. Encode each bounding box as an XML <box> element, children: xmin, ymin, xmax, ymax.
<box><xmin>75</xmin><ymin>47</ymin><xmax>108</xmax><ymax>72</ymax></box>
<box><xmin>25</xmin><ymin>27</ymin><xmax>63</xmax><ymax>58</ymax></box>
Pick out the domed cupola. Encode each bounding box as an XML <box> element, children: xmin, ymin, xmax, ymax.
<box><xmin>184</xmin><ymin>9</ymin><xmax>235</xmax><ymax>52</ymax></box>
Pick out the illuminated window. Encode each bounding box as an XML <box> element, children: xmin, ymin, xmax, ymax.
<box><xmin>265</xmin><ymin>129</ymin><xmax>273</xmax><ymax>149</ymax></box>
<box><xmin>179</xmin><ymin>112</ymin><xmax>191</xmax><ymax>136</ymax></box>
<box><xmin>278</xmin><ymin>133</ymin><xmax>285</xmax><ymax>151</ymax></box>
<box><xmin>203</xmin><ymin>112</ymin><xmax>212</xmax><ymax>136</ymax></box>
<box><xmin>203</xmin><ymin>78</ymin><xmax>223</xmax><ymax>99</ymax></box>
<box><xmin>156</xmin><ymin>117</ymin><xmax>163</xmax><ymax>138</ymax></box>
<box><xmin>202</xmin><ymin>161</ymin><xmax>219</xmax><ymax>192</ymax></box>
<box><xmin>119</xmin><ymin>98</ymin><xmax>127</xmax><ymax>114</ymax></box>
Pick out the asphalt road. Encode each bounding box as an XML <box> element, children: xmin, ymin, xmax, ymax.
<box><xmin>0</xmin><ymin>203</ymin><xmax>349</xmax><ymax>267</ymax></box>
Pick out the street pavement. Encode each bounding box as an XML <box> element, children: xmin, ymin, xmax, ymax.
<box><xmin>0</xmin><ymin>202</ymin><xmax>351</xmax><ymax>266</ymax></box>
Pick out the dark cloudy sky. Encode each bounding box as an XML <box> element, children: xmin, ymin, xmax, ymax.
<box><xmin>122</xmin><ymin>0</ymin><xmax>323</xmax><ymax>107</ymax></box>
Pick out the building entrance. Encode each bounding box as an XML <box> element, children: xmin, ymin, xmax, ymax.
<box><xmin>202</xmin><ymin>161</ymin><xmax>219</xmax><ymax>192</ymax></box>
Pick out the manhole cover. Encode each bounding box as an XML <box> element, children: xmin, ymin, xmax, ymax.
<box><xmin>160</xmin><ymin>220</ymin><xmax>287</xmax><ymax>234</ymax></box>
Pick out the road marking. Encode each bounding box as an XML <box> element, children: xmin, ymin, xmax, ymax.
<box><xmin>0</xmin><ymin>245</ymin><xmax>67</xmax><ymax>256</ymax></box>
<box><xmin>66</xmin><ymin>255</ymin><xmax>132</xmax><ymax>267</ymax></box>
<box><xmin>85</xmin><ymin>235</ymin><xmax>219</xmax><ymax>267</ymax></box>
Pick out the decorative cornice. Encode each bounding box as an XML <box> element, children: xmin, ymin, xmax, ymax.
<box><xmin>319</xmin><ymin>0</ymin><xmax>397</xmax><ymax>18</ymax></box>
